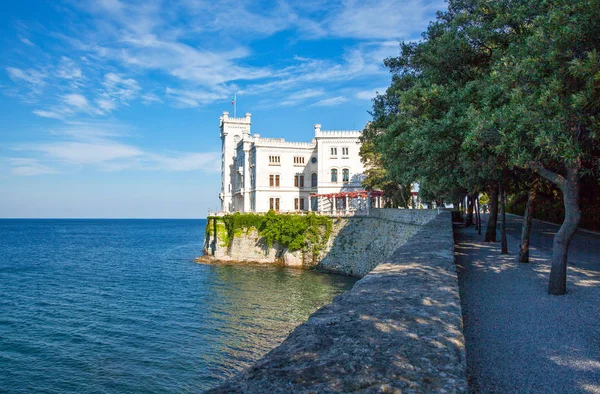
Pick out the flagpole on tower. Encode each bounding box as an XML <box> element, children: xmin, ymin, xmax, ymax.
<box><xmin>232</xmin><ymin>93</ymin><xmax>237</xmax><ymax>118</ymax></box>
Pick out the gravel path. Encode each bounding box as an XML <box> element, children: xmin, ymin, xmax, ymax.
<box><xmin>455</xmin><ymin>224</ymin><xmax>600</xmax><ymax>393</ymax></box>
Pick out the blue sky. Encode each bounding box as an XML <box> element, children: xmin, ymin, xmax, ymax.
<box><xmin>0</xmin><ymin>0</ymin><xmax>445</xmax><ymax>218</ymax></box>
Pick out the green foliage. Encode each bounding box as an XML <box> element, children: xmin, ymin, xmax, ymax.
<box><xmin>367</xmin><ymin>0</ymin><xmax>599</xmax><ymax>209</ymax></box>
<box><xmin>478</xmin><ymin>193</ymin><xmax>490</xmax><ymax>207</ymax></box>
<box><xmin>365</xmin><ymin>0</ymin><xmax>600</xmax><ymax>293</ymax></box>
<box><xmin>210</xmin><ymin>212</ymin><xmax>332</xmax><ymax>252</ymax></box>
<box><xmin>222</xmin><ymin>213</ymin><xmax>265</xmax><ymax>244</ymax></box>
<box><xmin>215</xmin><ymin>222</ymin><xmax>229</xmax><ymax>247</ymax></box>
<box><xmin>359</xmin><ymin>137</ymin><xmax>412</xmax><ymax>207</ymax></box>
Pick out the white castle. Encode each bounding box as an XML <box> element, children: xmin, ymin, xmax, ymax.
<box><xmin>218</xmin><ymin>111</ymin><xmax>372</xmax><ymax>213</ymax></box>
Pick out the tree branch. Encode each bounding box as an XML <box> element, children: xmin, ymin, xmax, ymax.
<box><xmin>529</xmin><ymin>162</ymin><xmax>565</xmax><ymax>188</ymax></box>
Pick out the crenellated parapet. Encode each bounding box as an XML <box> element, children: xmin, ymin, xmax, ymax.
<box><xmin>253</xmin><ymin>137</ymin><xmax>316</xmax><ymax>148</ymax></box>
<box><xmin>314</xmin><ymin>129</ymin><xmax>362</xmax><ymax>138</ymax></box>
<box><xmin>220</xmin><ymin>111</ymin><xmax>252</xmax><ymax>124</ymax></box>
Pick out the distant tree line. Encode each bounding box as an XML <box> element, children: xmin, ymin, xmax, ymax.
<box><xmin>360</xmin><ymin>0</ymin><xmax>600</xmax><ymax>295</ymax></box>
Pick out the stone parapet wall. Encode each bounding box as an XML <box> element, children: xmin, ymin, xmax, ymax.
<box><xmin>318</xmin><ymin>216</ymin><xmax>422</xmax><ymax>276</ymax></box>
<box><xmin>202</xmin><ymin>210</ymin><xmax>439</xmax><ymax>275</ymax></box>
<box><xmin>207</xmin><ymin>211</ymin><xmax>468</xmax><ymax>393</ymax></box>
<box><xmin>369</xmin><ymin>208</ymin><xmax>439</xmax><ymax>224</ymax></box>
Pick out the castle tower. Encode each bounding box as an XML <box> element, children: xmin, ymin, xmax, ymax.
<box><xmin>219</xmin><ymin>111</ymin><xmax>251</xmax><ymax>212</ymax></box>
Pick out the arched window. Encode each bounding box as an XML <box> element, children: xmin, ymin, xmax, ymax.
<box><xmin>331</xmin><ymin>169</ymin><xmax>338</xmax><ymax>183</ymax></box>
<box><xmin>342</xmin><ymin>168</ymin><xmax>350</xmax><ymax>183</ymax></box>
<box><xmin>311</xmin><ymin>173</ymin><xmax>317</xmax><ymax>187</ymax></box>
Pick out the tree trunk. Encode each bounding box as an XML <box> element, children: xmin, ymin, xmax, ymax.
<box><xmin>547</xmin><ymin>164</ymin><xmax>581</xmax><ymax>295</ymax></box>
<box><xmin>518</xmin><ymin>179</ymin><xmax>538</xmax><ymax>263</ymax></box>
<box><xmin>500</xmin><ymin>180</ymin><xmax>508</xmax><ymax>254</ymax></box>
<box><xmin>475</xmin><ymin>194</ymin><xmax>482</xmax><ymax>235</ymax></box>
<box><xmin>466</xmin><ymin>195</ymin><xmax>474</xmax><ymax>227</ymax></box>
<box><xmin>473</xmin><ymin>194</ymin><xmax>479</xmax><ymax>231</ymax></box>
<box><xmin>485</xmin><ymin>185</ymin><xmax>499</xmax><ymax>242</ymax></box>
<box><xmin>400</xmin><ymin>187</ymin><xmax>409</xmax><ymax>209</ymax></box>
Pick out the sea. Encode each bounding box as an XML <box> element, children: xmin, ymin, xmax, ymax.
<box><xmin>0</xmin><ymin>219</ymin><xmax>356</xmax><ymax>393</ymax></box>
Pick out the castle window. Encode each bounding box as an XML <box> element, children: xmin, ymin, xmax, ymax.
<box><xmin>269</xmin><ymin>174</ymin><xmax>280</xmax><ymax>187</ymax></box>
<box><xmin>311</xmin><ymin>173</ymin><xmax>317</xmax><ymax>187</ymax></box>
<box><xmin>311</xmin><ymin>157</ymin><xmax>317</xmax><ymax>164</ymax></box>
<box><xmin>269</xmin><ymin>155</ymin><xmax>281</xmax><ymax>165</ymax></box>
<box><xmin>331</xmin><ymin>169</ymin><xmax>338</xmax><ymax>183</ymax></box>
<box><xmin>342</xmin><ymin>168</ymin><xmax>350</xmax><ymax>183</ymax></box>
<box><xmin>294</xmin><ymin>175</ymin><xmax>304</xmax><ymax>188</ymax></box>
<box><xmin>342</xmin><ymin>147</ymin><xmax>349</xmax><ymax>157</ymax></box>
<box><xmin>270</xmin><ymin>198</ymin><xmax>280</xmax><ymax>212</ymax></box>
<box><xmin>294</xmin><ymin>198</ymin><xmax>306</xmax><ymax>211</ymax></box>
<box><xmin>293</xmin><ymin>156</ymin><xmax>305</xmax><ymax>165</ymax></box>
<box><xmin>330</xmin><ymin>147</ymin><xmax>337</xmax><ymax>157</ymax></box>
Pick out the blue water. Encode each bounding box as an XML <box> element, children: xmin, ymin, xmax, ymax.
<box><xmin>0</xmin><ymin>219</ymin><xmax>356</xmax><ymax>393</ymax></box>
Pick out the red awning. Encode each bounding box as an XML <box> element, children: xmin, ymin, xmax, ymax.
<box><xmin>311</xmin><ymin>190</ymin><xmax>383</xmax><ymax>199</ymax></box>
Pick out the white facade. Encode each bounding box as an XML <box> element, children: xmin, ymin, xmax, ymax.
<box><xmin>219</xmin><ymin>111</ymin><xmax>366</xmax><ymax>213</ymax></box>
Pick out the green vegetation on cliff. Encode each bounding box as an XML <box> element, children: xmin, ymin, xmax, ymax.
<box><xmin>208</xmin><ymin>212</ymin><xmax>332</xmax><ymax>253</ymax></box>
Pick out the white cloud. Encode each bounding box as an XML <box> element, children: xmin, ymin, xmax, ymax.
<box><xmin>4</xmin><ymin>0</ymin><xmax>441</xmax><ymax>114</ymax></box>
<box><xmin>9</xmin><ymin>121</ymin><xmax>220</xmax><ymax>175</ymax></box>
<box><xmin>8</xmin><ymin>158</ymin><xmax>59</xmax><ymax>176</ymax></box>
<box><xmin>56</xmin><ymin>57</ymin><xmax>84</xmax><ymax>80</ymax></box>
<box><xmin>6</xmin><ymin>67</ymin><xmax>46</xmax><ymax>87</ymax></box>
<box><xmin>278</xmin><ymin>88</ymin><xmax>324</xmax><ymax>107</ymax></box>
<box><xmin>355</xmin><ymin>87</ymin><xmax>387</xmax><ymax>100</ymax></box>
<box><xmin>324</xmin><ymin>0</ymin><xmax>446</xmax><ymax>40</ymax></box>
<box><xmin>31</xmin><ymin>141</ymin><xmax>143</xmax><ymax>165</ymax></box>
<box><xmin>33</xmin><ymin>110</ymin><xmax>64</xmax><ymax>119</ymax></box>
<box><xmin>310</xmin><ymin>96</ymin><xmax>349</xmax><ymax>107</ymax></box>
<box><xmin>97</xmin><ymin>98</ymin><xmax>116</xmax><ymax>112</ymax></box>
<box><xmin>63</xmin><ymin>93</ymin><xmax>89</xmax><ymax>109</ymax></box>
<box><xmin>141</xmin><ymin>93</ymin><xmax>162</xmax><ymax>104</ymax></box>
<box><xmin>20</xmin><ymin>37</ymin><xmax>34</xmax><ymax>46</ymax></box>
<box><xmin>166</xmin><ymin>87</ymin><xmax>228</xmax><ymax>108</ymax></box>
<box><xmin>102</xmin><ymin>73</ymin><xmax>140</xmax><ymax>101</ymax></box>
<box><xmin>97</xmin><ymin>0</ymin><xmax>125</xmax><ymax>14</ymax></box>
<box><xmin>150</xmin><ymin>152</ymin><xmax>221</xmax><ymax>172</ymax></box>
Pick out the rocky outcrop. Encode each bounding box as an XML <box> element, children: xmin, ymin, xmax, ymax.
<box><xmin>202</xmin><ymin>225</ymin><xmax>305</xmax><ymax>266</ymax></box>
<box><xmin>207</xmin><ymin>211</ymin><xmax>467</xmax><ymax>393</ymax></box>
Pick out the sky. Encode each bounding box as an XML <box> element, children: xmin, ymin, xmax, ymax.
<box><xmin>0</xmin><ymin>0</ymin><xmax>446</xmax><ymax>218</ymax></box>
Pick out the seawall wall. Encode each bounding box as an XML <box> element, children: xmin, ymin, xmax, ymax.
<box><xmin>202</xmin><ymin>209</ymin><xmax>439</xmax><ymax>276</ymax></box>
<box><xmin>207</xmin><ymin>211</ymin><xmax>467</xmax><ymax>392</ymax></box>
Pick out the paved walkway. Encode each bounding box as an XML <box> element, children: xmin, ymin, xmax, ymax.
<box><xmin>455</xmin><ymin>224</ymin><xmax>600</xmax><ymax>393</ymax></box>
<box><xmin>482</xmin><ymin>213</ymin><xmax>600</xmax><ymax>272</ymax></box>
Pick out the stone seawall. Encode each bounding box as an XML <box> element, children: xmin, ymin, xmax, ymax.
<box><xmin>202</xmin><ymin>209</ymin><xmax>438</xmax><ymax>276</ymax></box>
<box><xmin>207</xmin><ymin>211</ymin><xmax>467</xmax><ymax>393</ymax></box>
